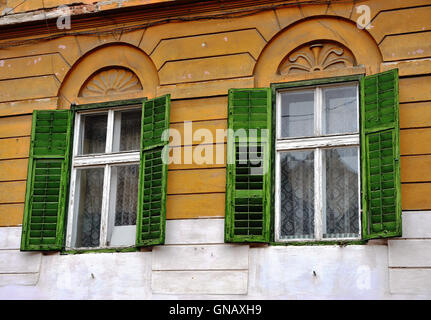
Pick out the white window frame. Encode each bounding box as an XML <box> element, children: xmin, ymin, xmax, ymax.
<box><xmin>274</xmin><ymin>81</ymin><xmax>361</xmax><ymax>242</ymax></box>
<box><xmin>66</xmin><ymin>105</ymin><xmax>141</xmax><ymax>250</ymax></box>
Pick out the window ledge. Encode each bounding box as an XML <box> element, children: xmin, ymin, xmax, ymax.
<box><xmin>60</xmin><ymin>247</ymin><xmax>139</xmax><ymax>255</ymax></box>
<box><xmin>269</xmin><ymin>240</ymin><xmax>368</xmax><ymax>246</ymax></box>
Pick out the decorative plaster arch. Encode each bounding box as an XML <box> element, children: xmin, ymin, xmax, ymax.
<box><xmin>254</xmin><ymin>17</ymin><xmax>383</xmax><ymax>87</ymax></box>
<box><xmin>79</xmin><ymin>67</ymin><xmax>143</xmax><ymax>97</ymax></box>
<box><xmin>278</xmin><ymin>40</ymin><xmax>357</xmax><ymax>75</ymax></box>
<box><xmin>58</xmin><ymin>43</ymin><xmax>159</xmax><ymax>108</ymax></box>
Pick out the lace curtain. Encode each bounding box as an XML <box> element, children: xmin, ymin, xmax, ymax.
<box><xmin>114</xmin><ymin>165</ymin><xmax>139</xmax><ymax>226</ymax></box>
<box><xmin>280</xmin><ymin>150</ymin><xmax>315</xmax><ymax>239</ymax></box>
<box><xmin>324</xmin><ymin>148</ymin><xmax>359</xmax><ymax>238</ymax></box>
<box><xmin>76</xmin><ymin>168</ymin><xmax>104</xmax><ymax>248</ymax></box>
<box><xmin>279</xmin><ymin>147</ymin><xmax>359</xmax><ymax>240</ymax></box>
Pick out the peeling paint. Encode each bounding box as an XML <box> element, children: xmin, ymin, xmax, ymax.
<box><xmin>1</xmin><ymin>8</ymin><xmax>12</xmax><ymax>16</ymax></box>
<box><xmin>0</xmin><ymin>1</ymin><xmax>175</xmax><ymax>27</ymax></box>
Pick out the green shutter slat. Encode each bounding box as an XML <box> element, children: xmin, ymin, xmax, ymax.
<box><xmin>136</xmin><ymin>95</ymin><xmax>170</xmax><ymax>247</ymax></box>
<box><xmin>225</xmin><ymin>88</ymin><xmax>272</xmax><ymax>243</ymax></box>
<box><xmin>142</xmin><ymin>95</ymin><xmax>171</xmax><ymax>150</ymax></box>
<box><xmin>21</xmin><ymin>110</ymin><xmax>72</xmax><ymax>251</ymax></box>
<box><xmin>33</xmin><ymin>111</ymin><xmax>70</xmax><ymax>157</ymax></box>
<box><xmin>137</xmin><ymin>147</ymin><xmax>167</xmax><ymax>246</ymax></box>
<box><xmin>363</xmin><ymin>70</ymin><xmax>398</xmax><ymax>133</ymax></box>
<box><xmin>361</xmin><ymin>69</ymin><xmax>402</xmax><ymax>240</ymax></box>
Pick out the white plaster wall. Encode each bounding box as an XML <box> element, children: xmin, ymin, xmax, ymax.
<box><xmin>388</xmin><ymin>211</ymin><xmax>431</xmax><ymax>296</ymax></box>
<box><xmin>1</xmin><ymin>214</ymin><xmax>431</xmax><ymax>299</ymax></box>
<box><xmin>0</xmin><ymin>227</ymin><xmax>41</xmax><ymax>292</ymax></box>
<box><xmin>248</xmin><ymin>245</ymin><xmax>390</xmax><ymax>299</ymax></box>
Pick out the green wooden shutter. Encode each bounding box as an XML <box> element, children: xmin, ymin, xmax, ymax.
<box><xmin>225</xmin><ymin>88</ymin><xmax>272</xmax><ymax>243</ymax></box>
<box><xmin>361</xmin><ymin>69</ymin><xmax>402</xmax><ymax>239</ymax></box>
<box><xmin>21</xmin><ymin>110</ymin><xmax>73</xmax><ymax>251</ymax></box>
<box><xmin>136</xmin><ymin>95</ymin><xmax>170</xmax><ymax>247</ymax></box>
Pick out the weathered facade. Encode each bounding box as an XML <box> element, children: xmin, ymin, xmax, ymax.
<box><xmin>0</xmin><ymin>0</ymin><xmax>431</xmax><ymax>299</ymax></box>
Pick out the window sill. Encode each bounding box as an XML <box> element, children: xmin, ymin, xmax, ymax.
<box><xmin>269</xmin><ymin>240</ymin><xmax>368</xmax><ymax>246</ymax></box>
<box><xmin>60</xmin><ymin>246</ymin><xmax>140</xmax><ymax>255</ymax></box>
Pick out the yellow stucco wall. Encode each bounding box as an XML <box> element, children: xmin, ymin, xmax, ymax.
<box><xmin>0</xmin><ymin>0</ymin><xmax>431</xmax><ymax>226</ymax></box>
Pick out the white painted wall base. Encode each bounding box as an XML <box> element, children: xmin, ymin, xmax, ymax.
<box><xmin>387</xmin><ymin>212</ymin><xmax>431</xmax><ymax>295</ymax></box>
<box><xmin>152</xmin><ymin>243</ymin><xmax>249</xmax><ymax>295</ymax></box>
<box><xmin>248</xmin><ymin>245</ymin><xmax>389</xmax><ymax>299</ymax></box>
<box><xmin>1</xmin><ymin>213</ymin><xmax>431</xmax><ymax>299</ymax></box>
<box><xmin>152</xmin><ymin>270</ymin><xmax>248</xmax><ymax>295</ymax></box>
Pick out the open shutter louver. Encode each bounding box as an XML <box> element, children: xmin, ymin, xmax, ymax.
<box><xmin>225</xmin><ymin>88</ymin><xmax>272</xmax><ymax>243</ymax></box>
<box><xmin>136</xmin><ymin>95</ymin><xmax>170</xmax><ymax>247</ymax></box>
<box><xmin>21</xmin><ymin>110</ymin><xmax>72</xmax><ymax>251</ymax></box>
<box><xmin>361</xmin><ymin>69</ymin><xmax>402</xmax><ymax>239</ymax></box>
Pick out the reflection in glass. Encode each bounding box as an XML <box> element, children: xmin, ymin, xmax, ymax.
<box><xmin>80</xmin><ymin>114</ymin><xmax>107</xmax><ymax>155</ymax></box>
<box><xmin>280</xmin><ymin>90</ymin><xmax>314</xmax><ymax>138</ymax></box>
<box><xmin>73</xmin><ymin>167</ymin><xmax>104</xmax><ymax>248</ymax></box>
<box><xmin>113</xmin><ymin>109</ymin><xmax>142</xmax><ymax>152</ymax></box>
<box><xmin>323</xmin><ymin>85</ymin><xmax>358</xmax><ymax>135</ymax></box>
<box><xmin>279</xmin><ymin>150</ymin><xmax>314</xmax><ymax>239</ymax></box>
<box><xmin>323</xmin><ymin>147</ymin><xmax>359</xmax><ymax>238</ymax></box>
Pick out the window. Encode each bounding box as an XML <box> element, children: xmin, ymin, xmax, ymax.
<box><xmin>224</xmin><ymin>69</ymin><xmax>402</xmax><ymax>244</ymax></box>
<box><xmin>274</xmin><ymin>83</ymin><xmax>360</xmax><ymax>242</ymax></box>
<box><xmin>20</xmin><ymin>95</ymin><xmax>171</xmax><ymax>252</ymax></box>
<box><xmin>66</xmin><ymin>106</ymin><xmax>142</xmax><ymax>249</ymax></box>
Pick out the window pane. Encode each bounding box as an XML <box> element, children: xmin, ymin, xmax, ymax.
<box><xmin>279</xmin><ymin>89</ymin><xmax>314</xmax><ymax>138</ymax></box>
<box><xmin>80</xmin><ymin>114</ymin><xmax>107</xmax><ymax>155</ymax></box>
<box><xmin>112</xmin><ymin>109</ymin><xmax>142</xmax><ymax>152</ymax></box>
<box><xmin>107</xmin><ymin>164</ymin><xmax>139</xmax><ymax>247</ymax></box>
<box><xmin>323</xmin><ymin>147</ymin><xmax>359</xmax><ymax>239</ymax></box>
<box><xmin>279</xmin><ymin>150</ymin><xmax>314</xmax><ymax>239</ymax></box>
<box><xmin>322</xmin><ymin>85</ymin><xmax>358</xmax><ymax>135</ymax></box>
<box><xmin>73</xmin><ymin>167</ymin><xmax>104</xmax><ymax>248</ymax></box>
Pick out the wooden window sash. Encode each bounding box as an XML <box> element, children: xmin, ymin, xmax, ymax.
<box><xmin>66</xmin><ymin>106</ymin><xmax>141</xmax><ymax>250</ymax></box>
<box><xmin>274</xmin><ymin>83</ymin><xmax>362</xmax><ymax>243</ymax></box>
